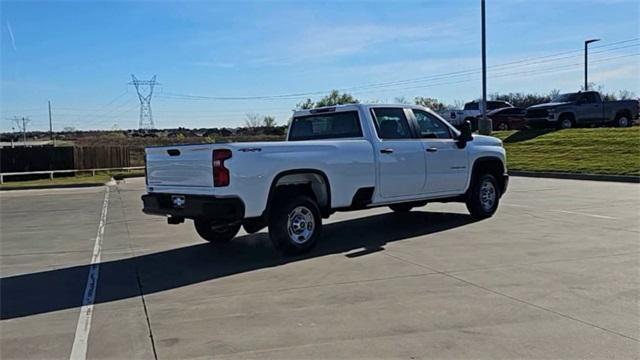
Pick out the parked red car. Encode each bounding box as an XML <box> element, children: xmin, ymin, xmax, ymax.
<box><xmin>475</xmin><ymin>107</ymin><xmax>528</xmax><ymax>131</ymax></box>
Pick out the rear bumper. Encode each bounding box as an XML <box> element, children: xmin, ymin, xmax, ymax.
<box><xmin>141</xmin><ymin>193</ymin><xmax>245</xmax><ymax>222</ymax></box>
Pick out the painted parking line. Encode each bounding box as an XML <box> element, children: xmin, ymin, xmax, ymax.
<box><xmin>504</xmin><ymin>203</ymin><xmax>616</xmax><ymax>220</ymax></box>
<box><xmin>69</xmin><ymin>187</ymin><xmax>110</xmax><ymax>360</ymax></box>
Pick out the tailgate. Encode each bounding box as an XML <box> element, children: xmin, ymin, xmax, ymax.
<box><xmin>146</xmin><ymin>145</ymin><xmax>214</xmax><ymax>187</ymax></box>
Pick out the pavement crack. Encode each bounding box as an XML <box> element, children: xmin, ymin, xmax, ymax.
<box><xmin>382</xmin><ymin>252</ymin><xmax>640</xmax><ymax>343</ymax></box>
<box><xmin>115</xmin><ymin>186</ymin><xmax>159</xmax><ymax>360</ymax></box>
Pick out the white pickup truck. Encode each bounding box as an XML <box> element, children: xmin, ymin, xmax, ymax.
<box><xmin>142</xmin><ymin>104</ymin><xmax>508</xmax><ymax>255</ymax></box>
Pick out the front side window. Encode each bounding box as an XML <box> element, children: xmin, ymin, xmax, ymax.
<box><xmin>412</xmin><ymin>110</ymin><xmax>452</xmax><ymax>139</ymax></box>
<box><xmin>371</xmin><ymin>108</ymin><xmax>413</xmax><ymax>139</ymax></box>
<box><xmin>289</xmin><ymin>111</ymin><xmax>362</xmax><ymax>141</ymax></box>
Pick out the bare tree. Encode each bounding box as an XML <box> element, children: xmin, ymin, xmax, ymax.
<box><xmin>262</xmin><ymin>115</ymin><xmax>277</xmax><ymax>128</ymax></box>
<box><xmin>10</xmin><ymin>116</ymin><xmax>31</xmax><ymax>145</ymax></box>
<box><xmin>244</xmin><ymin>113</ymin><xmax>262</xmax><ymax>129</ymax></box>
<box><xmin>617</xmin><ymin>90</ymin><xmax>636</xmax><ymax>100</ymax></box>
<box><xmin>394</xmin><ymin>96</ymin><xmax>410</xmax><ymax>104</ymax></box>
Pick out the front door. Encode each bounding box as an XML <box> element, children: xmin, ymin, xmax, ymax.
<box><xmin>371</xmin><ymin>107</ymin><xmax>426</xmax><ymax>198</ymax></box>
<box><xmin>410</xmin><ymin>109</ymin><xmax>469</xmax><ymax>194</ymax></box>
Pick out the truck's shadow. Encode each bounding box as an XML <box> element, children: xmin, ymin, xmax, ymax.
<box><xmin>1</xmin><ymin>211</ymin><xmax>477</xmax><ymax>320</ymax></box>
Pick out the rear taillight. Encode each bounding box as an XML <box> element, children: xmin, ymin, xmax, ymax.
<box><xmin>213</xmin><ymin>149</ymin><xmax>232</xmax><ymax>187</ymax></box>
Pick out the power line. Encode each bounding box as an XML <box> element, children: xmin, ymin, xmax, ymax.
<box><xmin>156</xmin><ymin>38</ymin><xmax>639</xmax><ymax>101</ymax></box>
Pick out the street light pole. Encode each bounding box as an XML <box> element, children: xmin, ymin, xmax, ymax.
<box><xmin>584</xmin><ymin>39</ymin><xmax>600</xmax><ymax>90</ymax></box>
<box><xmin>479</xmin><ymin>0</ymin><xmax>491</xmax><ymax>135</ymax></box>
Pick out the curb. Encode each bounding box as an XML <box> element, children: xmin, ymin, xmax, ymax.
<box><xmin>509</xmin><ymin>171</ymin><xmax>640</xmax><ymax>184</ymax></box>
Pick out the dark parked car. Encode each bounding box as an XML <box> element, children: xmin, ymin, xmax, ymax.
<box><xmin>525</xmin><ymin>91</ymin><xmax>639</xmax><ymax>129</ymax></box>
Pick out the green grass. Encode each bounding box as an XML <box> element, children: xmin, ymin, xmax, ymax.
<box><xmin>492</xmin><ymin>127</ymin><xmax>640</xmax><ymax>176</ymax></box>
<box><xmin>1</xmin><ymin>172</ymin><xmax>113</xmax><ymax>189</ymax></box>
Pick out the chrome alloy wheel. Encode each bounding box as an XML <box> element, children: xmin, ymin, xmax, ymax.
<box><xmin>287</xmin><ymin>206</ymin><xmax>315</xmax><ymax>244</ymax></box>
<box><xmin>480</xmin><ymin>179</ymin><xmax>497</xmax><ymax>212</ymax></box>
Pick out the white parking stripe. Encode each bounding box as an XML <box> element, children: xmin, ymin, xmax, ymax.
<box><xmin>554</xmin><ymin>210</ymin><xmax>616</xmax><ymax>220</ymax></box>
<box><xmin>69</xmin><ymin>187</ymin><xmax>110</xmax><ymax>360</ymax></box>
<box><xmin>504</xmin><ymin>203</ymin><xmax>616</xmax><ymax>220</ymax></box>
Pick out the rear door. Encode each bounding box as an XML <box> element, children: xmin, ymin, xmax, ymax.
<box><xmin>577</xmin><ymin>92</ymin><xmax>603</xmax><ymax>123</ymax></box>
<box><xmin>370</xmin><ymin>107</ymin><xmax>426</xmax><ymax>198</ymax></box>
<box><xmin>409</xmin><ymin>109</ymin><xmax>469</xmax><ymax>195</ymax></box>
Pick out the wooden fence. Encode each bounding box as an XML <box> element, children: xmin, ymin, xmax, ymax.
<box><xmin>0</xmin><ymin>146</ymin><xmax>130</xmax><ymax>173</ymax></box>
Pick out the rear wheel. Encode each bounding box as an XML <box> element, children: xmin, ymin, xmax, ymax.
<box><xmin>615</xmin><ymin>114</ymin><xmax>631</xmax><ymax>127</ymax></box>
<box><xmin>496</xmin><ymin>122</ymin><xmax>509</xmax><ymax>131</ymax></box>
<box><xmin>194</xmin><ymin>219</ymin><xmax>240</xmax><ymax>243</ymax></box>
<box><xmin>466</xmin><ymin>173</ymin><xmax>500</xmax><ymax>219</ymax></box>
<box><xmin>269</xmin><ymin>195</ymin><xmax>322</xmax><ymax>255</ymax></box>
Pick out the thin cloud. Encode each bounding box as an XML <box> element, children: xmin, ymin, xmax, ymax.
<box><xmin>6</xmin><ymin>22</ymin><xmax>17</xmax><ymax>52</ymax></box>
<box><xmin>192</xmin><ymin>61</ymin><xmax>235</xmax><ymax>68</ymax></box>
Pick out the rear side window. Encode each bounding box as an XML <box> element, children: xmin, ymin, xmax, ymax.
<box><xmin>371</xmin><ymin>108</ymin><xmax>413</xmax><ymax>139</ymax></box>
<box><xmin>499</xmin><ymin>108</ymin><xmax>524</xmax><ymax>115</ymax></box>
<box><xmin>464</xmin><ymin>102</ymin><xmax>479</xmax><ymax>110</ymax></box>
<box><xmin>583</xmin><ymin>93</ymin><xmax>600</xmax><ymax>103</ymax></box>
<box><xmin>289</xmin><ymin>111</ymin><xmax>362</xmax><ymax>141</ymax></box>
<box><xmin>487</xmin><ymin>101</ymin><xmax>510</xmax><ymax>110</ymax></box>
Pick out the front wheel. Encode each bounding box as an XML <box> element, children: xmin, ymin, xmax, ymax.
<box><xmin>194</xmin><ymin>219</ymin><xmax>240</xmax><ymax>243</ymax></box>
<box><xmin>269</xmin><ymin>195</ymin><xmax>322</xmax><ymax>255</ymax></box>
<box><xmin>466</xmin><ymin>174</ymin><xmax>500</xmax><ymax>219</ymax></box>
<box><xmin>557</xmin><ymin>116</ymin><xmax>574</xmax><ymax>129</ymax></box>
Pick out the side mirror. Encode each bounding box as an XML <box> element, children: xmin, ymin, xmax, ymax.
<box><xmin>457</xmin><ymin>120</ymin><xmax>473</xmax><ymax>149</ymax></box>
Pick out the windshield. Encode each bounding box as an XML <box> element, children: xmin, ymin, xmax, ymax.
<box><xmin>551</xmin><ymin>93</ymin><xmax>580</xmax><ymax>103</ymax></box>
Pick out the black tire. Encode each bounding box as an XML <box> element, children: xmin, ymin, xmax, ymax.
<box><xmin>389</xmin><ymin>203</ymin><xmax>414</xmax><ymax>213</ymax></box>
<box><xmin>465</xmin><ymin>173</ymin><xmax>500</xmax><ymax>219</ymax></box>
<box><xmin>194</xmin><ymin>219</ymin><xmax>240</xmax><ymax>243</ymax></box>
<box><xmin>268</xmin><ymin>195</ymin><xmax>322</xmax><ymax>255</ymax></box>
<box><xmin>557</xmin><ymin>115</ymin><xmax>574</xmax><ymax>129</ymax></box>
<box><xmin>615</xmin><ymin>114</ymin><xmax>632</xmax><ymax>128</ymax></box>
<box><xmin>496</xmin><ymin>122</ymin><xmax>509</xmax><ymax>131</ymax></box>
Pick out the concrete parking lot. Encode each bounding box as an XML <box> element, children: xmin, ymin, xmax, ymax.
<box><xmin>1</xmin><ymin>177</ymin><xmax>639</xmax><ymax>359</ymax></box>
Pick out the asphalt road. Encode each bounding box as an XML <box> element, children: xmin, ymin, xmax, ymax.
<box><xmin>1</xmin><ymin>177</ymin><xmax>639</xmax><ymax>359</ymax></box>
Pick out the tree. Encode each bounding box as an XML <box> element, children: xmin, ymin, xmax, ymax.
<box><xmin>262</xmin><ymin>115</ymin><xmax>277</xmax><ymax>128</ymax></box>
<box><xmin>244</xmin><ymin>113</ymin><xmax>262</xmax><ymax>129</ymax></box>
<box><xmin>616</xmin><ymin>90</ymin><xmax>636</xmax><ymax>100</ymax></box>
<box><xmin>296</xmin><ymin>90</ymin><xmax>359</xmax><ymax>109</ymax></box>
<box><xmin>489</xmin><ymin>91</ymin><xmax>563</xmax><ymax>108</ymax></box>
<box><xmin>316</xmin><ymin>90</ymin><xmax>359</xmax><ymax>107</ymax></box>
<box><xmin>414</xmin><ymin>97</ymin><xmax>448</xmax><ymax>113</ymax></box>
<box><xmin>394</xmin><ymin>96</ymin><xmax>410</xmax><ymax>104</ymax></box>
<box><xmin>296</xmin><ymin>98</ymin><xmax>315</xmax><ymax>110</ymax></box>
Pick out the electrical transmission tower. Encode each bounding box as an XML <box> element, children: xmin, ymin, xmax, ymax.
<box><xmin>129</xmin><ymin>74</ymin><xmax>159</xmax><ymax>130</ymax></box>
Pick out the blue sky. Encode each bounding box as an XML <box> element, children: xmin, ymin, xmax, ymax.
<box><xmin>1</xmin><ymin>0</ymin><xmax>639</xmax><ymax>131</ymax></box>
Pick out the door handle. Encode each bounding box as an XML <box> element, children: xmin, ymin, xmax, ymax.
<box><xmin>426</xmin><ymin>147</ymin><xmax>438</xmax><ymax>152</ymax></box>
<box><xmin>380</xmin><ymin>148</ymin><xmax>394</xmax><ymax>154</ymax></box>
